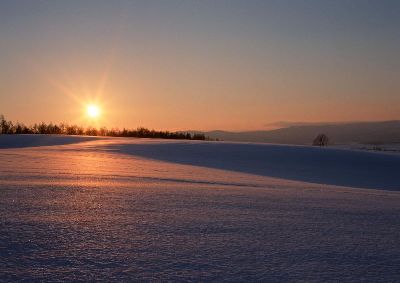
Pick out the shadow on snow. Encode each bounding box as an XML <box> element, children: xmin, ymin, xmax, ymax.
<box><xmin>104</xmin><ymin>141</ymin><xmax>400</xmax><ymax>191</ymax></box>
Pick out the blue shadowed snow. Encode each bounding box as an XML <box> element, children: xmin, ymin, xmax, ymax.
<box><xmin>102</xmin><ymin>141</ymin><xmax>400</xmax><ymax>191</ymax></box>
<box><xmin>0</xmin><ymin>134</ymin><xmax>102</xmax><ymax>148</ymax></box>
<box><xmin>1</xmin><ymin>135</ymin><xmax>400</xmax><ymax>281</ymax></box>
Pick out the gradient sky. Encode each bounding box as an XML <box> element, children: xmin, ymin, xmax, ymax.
<box><xmin>1</xmin><ymin>0</ymin><xmax>399</xmax><ymax>131</ymax></box>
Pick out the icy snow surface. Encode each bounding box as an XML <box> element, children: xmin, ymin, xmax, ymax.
<box><xmin>0</xmin><ymin>135</ymin><xmax>399</xmax><ymax>281</ymax></box>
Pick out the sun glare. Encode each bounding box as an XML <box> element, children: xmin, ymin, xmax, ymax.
<box><xmin>87</xmin><ymin>104</ymin><xmax>100</xmax><ymax>118</ymax></box>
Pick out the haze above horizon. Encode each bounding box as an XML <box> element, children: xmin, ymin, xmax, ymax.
<box><xmin>1</xmin><ymin>0</ymin><xmax>399</xmax><ymax>131</ymax></box>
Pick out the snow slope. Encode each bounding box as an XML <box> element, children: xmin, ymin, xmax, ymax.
<box><xmin>1</xmin><ymin>135</ymin><xmax>399</xmax><ymax>190</ymax></box>
<box><xmin>100</xmin><ymin>139</ymin><xmax>400</xmax><ymax>191</ymax></box>
<box><xmin>1</xmin><ymin>135</ymin><xmax>400</xmax><ymax>281</ymax></box>
<box><xmin>0</xmin><ymin>134</ymin><xmax>102</xmax><ymax>149</ymax></box>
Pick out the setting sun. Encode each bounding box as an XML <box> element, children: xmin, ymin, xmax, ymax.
<box><xmin>1</xmin><ymin>1</ymin><xmax>400</xmax><ymax>282</ymax></box>
<box><xmin>87</xmin><ymin>104</ymin><xmax>100</xmax><ymax>118</ymax></box>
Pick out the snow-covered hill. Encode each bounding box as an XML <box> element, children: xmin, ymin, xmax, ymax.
<box><xmin>1</xmin><ymin>135</ymin><xmax>399</xmax><ymax>281</ymax></box>
<box><xmin>2</xmin><ymin>135</ymin><xmax>397</xmax><ymax>190</ymax></box>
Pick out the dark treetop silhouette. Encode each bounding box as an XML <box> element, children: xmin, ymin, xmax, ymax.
<box><xmin>0</xmin><ymin>115</ymin><xmax>207</xmax><ymax>140</ymax></box>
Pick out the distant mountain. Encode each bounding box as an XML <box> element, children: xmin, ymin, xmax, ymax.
<box><xmin>195</xmin><ymin>121</ymin><xmax>400</xmax><ymax>145</ymax></box>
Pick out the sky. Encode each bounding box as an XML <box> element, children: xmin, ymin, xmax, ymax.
<box><xmin>1</xmin><ymin>0</ymin><xmax>399</xmax><ymax>131</ymax></box>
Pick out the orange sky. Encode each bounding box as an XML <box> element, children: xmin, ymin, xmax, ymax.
<box><xmin>1</xmin><ymin>1</ymin><xmax>399</xmax><ymax>131</ymax></box>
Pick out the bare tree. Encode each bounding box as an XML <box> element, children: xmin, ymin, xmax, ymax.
<box><xmin>0</xmin><ymin>114</ymin><xmax>4</xmax><ymax>134</ymax></box>
<box><xmin>313</xmin><ymin>134</ymin><xmax>329</xmax><ymax>146</ymax></box>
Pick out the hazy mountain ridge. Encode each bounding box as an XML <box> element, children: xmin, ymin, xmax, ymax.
<box><xmin>194</xmin><ymin>121</ymin><xmax>400</xmax><ymax>145</ymax></box>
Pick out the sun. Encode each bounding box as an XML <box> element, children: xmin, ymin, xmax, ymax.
<box><xmin>87</xmin><ymin>104</ymin><xmax>100</xmax><ymax>118</ymax></box>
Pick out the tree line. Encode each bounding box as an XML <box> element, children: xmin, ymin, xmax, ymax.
<box><xmin>0</xmin><ymin>115</ymin><xmax>208</xmax><ymax>140</ymax></box>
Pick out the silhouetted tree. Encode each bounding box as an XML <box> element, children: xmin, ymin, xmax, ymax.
<box><xmin>193</xmin><ymin>133</ymin><xmax>206</xmax><ymax>140</ymax></box>
<box><xmin>15</xmin><ymin>123</ymin><xmax>23</xmax><ymax>134</ymax></box>
<box><xmin>313</xmin><ymin>134</ymin><xmax>329</xmax><ymax>146</ymax></box>
<box><xmin>99</xmin><ymin>127</ymin><xmax>108</xmax><ymax>136</ymax></box>
<box><xmin>0</xmin><ymin>115</ymin><xmax>212</xmax><ymax>141</ymax></box>
<box><xmin>0</xmin><ymin>114</ymin><xmax>6</xmax><ymax>134</ymax></box>
<box><xmin>0</xmin><ymin>115</ymin><xmax>14</xmax><ymax>134</ymax></box>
